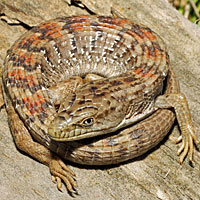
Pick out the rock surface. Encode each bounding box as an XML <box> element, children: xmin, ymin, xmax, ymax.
<box><xmin>0</xmin><ymin>0</ymin><xmax>200</xmax><ymax>199</ymax></box>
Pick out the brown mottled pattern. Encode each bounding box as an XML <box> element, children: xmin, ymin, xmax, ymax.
<box><xmin>2</xmin><ymin>15</ymin><xmax>197</xmax><ymax>166</ymax></box>
<box><xmin>3</xmin><ymin>16</ymin><xmax>168</xmax><ymax>143</ymax></box>
<box><xmin>51</xmin><ymin>70</ymin><xmax>177</xmax><ymax>165</ymax></box>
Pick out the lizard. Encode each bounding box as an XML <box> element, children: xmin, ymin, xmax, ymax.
<box><xmin>2</xmin><ymin>15</ymin><xmax>199</xmax><ymax>193</ymax></box>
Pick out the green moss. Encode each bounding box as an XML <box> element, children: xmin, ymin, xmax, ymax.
<box><xmin>173</xmin><ymin>0</ymin><xmax>200</xmax><ymax>26</ymax></box>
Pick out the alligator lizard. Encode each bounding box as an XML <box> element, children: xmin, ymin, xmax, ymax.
<box><xmin>2</xmin><ymin>15</ymin><xmax>199</xmax><ymax>193</ymax></box>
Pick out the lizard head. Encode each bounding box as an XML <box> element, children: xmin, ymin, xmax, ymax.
<box><xmin>48</xmin><ymin>80</ymin><xmax>127</xmax><ymax>141</ymax></box>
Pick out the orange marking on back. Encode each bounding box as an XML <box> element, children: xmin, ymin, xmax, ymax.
<box><xmin>134</xmin><ymin>68</ymin><xmax>143</xmax><ymax>74</ymax></box>
<box><xmin>8</xmin><ymin>69</ymin><xmax>24</xmax><ymax>77</ymax></box>
<box><xmin>39</xmin><ymin>22</ymin><xmax>62</xmax><ymax>39</ymax></box>
<box><xmin>101</xmin><ymin>23</ymin><xmax>117</xmax><ymax>29</ymax></box>
<box><xmin>23</xmin><ymin>94</ymin><xmax>46</xmax><ymax>115</ymax></box>
<box><xmin>24</xmin><ymin>54</ymin><xmax>37</xmax><ymax>65</ymax></box>
<box><xmin>73</xmin><ymin>26</ymin><xmax>85</xmax><ymax>32</ymax></box>
<box><xmin>17</xmin><ymin>34</ymin><xmax>40</xmax><ymax>49</ymax></box>
<box><xmin>144</xmin><ymin>45</ymin><xmax>162</xmax><ymax>61</ymax></box>
<box><xmin>18</xmin><ymin>51</ymin><xmax>26</xmax><ymax>58</ymax></box>
<box><xmin>144</xmin><ymin>45</ymin><xmax>157</xmax><ymax>61</ymax></box>
<box><xmin>142</xmin><ymin>30</ymin><xmax>156</xmax><ymax>40</ymax></box>
<box><xmin>28</xmin><ymin>34</ymin><xmax>40</xmax><ymax>45</ymax></box>
<box><xmin>26</xmin><ymin>74</ymin><xmax>34</xmax><ymax>80</ymax></box>
<box><xmin>24</xmin><ymin>96</ymin><xmax>30</xmax><ymax>102</ymax></box>
<box><xmin>15</xmin><ymin>69</ymin><xmax>24</xmax><ymax>80</ymax></box>
<box><xmin>71</xmin><ymin>16</ymin><xmax>88</xmax><ymax>22</ymax></box>
<box><xmin>12</xmin><ymin>50</ymin><xmax>37</xmax><ymax>67</ymax></box>
<box><xmin>19</xmin><ymin>37</ymin><xmax>29</xmax><ymax>47</ymax></box>
<box><xmin>39</xmin><ymin>22</ymin><xmax>57</xmax><ymax>29</ymax></box>
<box><xmin>111</xmin><ymin>18</ymin><xmax>132</xmax><ymax>26</ymax></box>
<box><xmin>8</xmin><ymin>69</ymin><xmax>16</xmax><ymax>77</ymax></box>
<box><xmin>69</xmin><ymin>23</ymin><xmax>89</xmax><ymax>32</ymax></box>
<box><xmin>26</xmin><ymin>74</ymin><xmax>35</xmax><ymax>87</ymax></box>
<box><xmin>34</xmin><ymin>100</ymin><xmax>45</xmax><ymax>113</ymax></box>
<box><xmin>126</xmin><ymin>30</ymin><xmax>143</xmax><ymax>43</ymax></box>
<box><xmin>36</xmin><ymin>94</ymin><xmax>46</xmax><ymax>104</ymax></box>
<box><xmin>46</xmin><ymin>28</ymin><xmax>62</xmax><ymax>38</ymax></box>
<box><xmin>142</xmin><ymin>68</ymin><xmax>155</xmax><ymax>78</ymax></box>
<box><xmin>154</xmin><ymin>48</ymin><xmax>160</xmax><ymax>57</ymax></box>
<box><xmin>69</xmin><ymin>22</ymin><xmax>90</xmax><ymax>28</ymax></box>
<box><xmin>24</xmin><ymin>55</ymin><xmax>32</xmax><ymax>63</ymax></box>
<box><xmin>23</xmin><ymin>97</ymin><xmax>34</xmax><ymax>114</ymax></box>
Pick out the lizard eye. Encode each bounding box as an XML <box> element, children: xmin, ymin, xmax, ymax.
<box><xmin>82</xmin><ymin>117</ymin><xmax>94</xmax><ymax>127</ymax></box>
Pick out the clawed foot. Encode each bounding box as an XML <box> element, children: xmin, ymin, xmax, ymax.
<box><xmin>174</xmin><ymin>124</ymin><xmax>200</xmax><ymax>164</ymax></box>
<box><xmin>49</xmin><ymin>155</ymin><xmax>77</xmax><ymax>194</ymax></box>
<box><xmin>156</xmin><ymin>93</ymin><xmax>200</xmax><ymax>164</ymax></box>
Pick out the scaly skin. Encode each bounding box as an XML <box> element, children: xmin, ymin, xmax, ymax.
<box><xmin>2</xmin><ymin>15</ymin><xmax>199</xmax><ymax>193</ymax></box>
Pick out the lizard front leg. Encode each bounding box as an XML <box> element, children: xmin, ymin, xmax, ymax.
<box><xmin>4</xmin><ymin>89</ymin><xmax>77</xmax><ymax>193</ymax></box>
<box><xmin>155</xmin><ymin>93</ymin><xmax>199</xmax><ymax>163</ymax></box>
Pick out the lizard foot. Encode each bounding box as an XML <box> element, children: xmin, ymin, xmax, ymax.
<box><xmin>155</xmin><ymin>93</ymin><xmax>200</xmax><ymax>164</ymax></box>
<box><xmin>175</xmin><ymin>125</ymin><xmax>200</xmax><ymax>164</ymax></box>
<box><xmin>49</xmin><ymin>155</ymin><xmax>77</xmax><ymax>193</ymax></box>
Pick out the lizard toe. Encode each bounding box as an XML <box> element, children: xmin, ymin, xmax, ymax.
<box><xmin>49</xmin><ymin>155</ymin><xmax>77</xmax><ymax>193</ymax></box>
